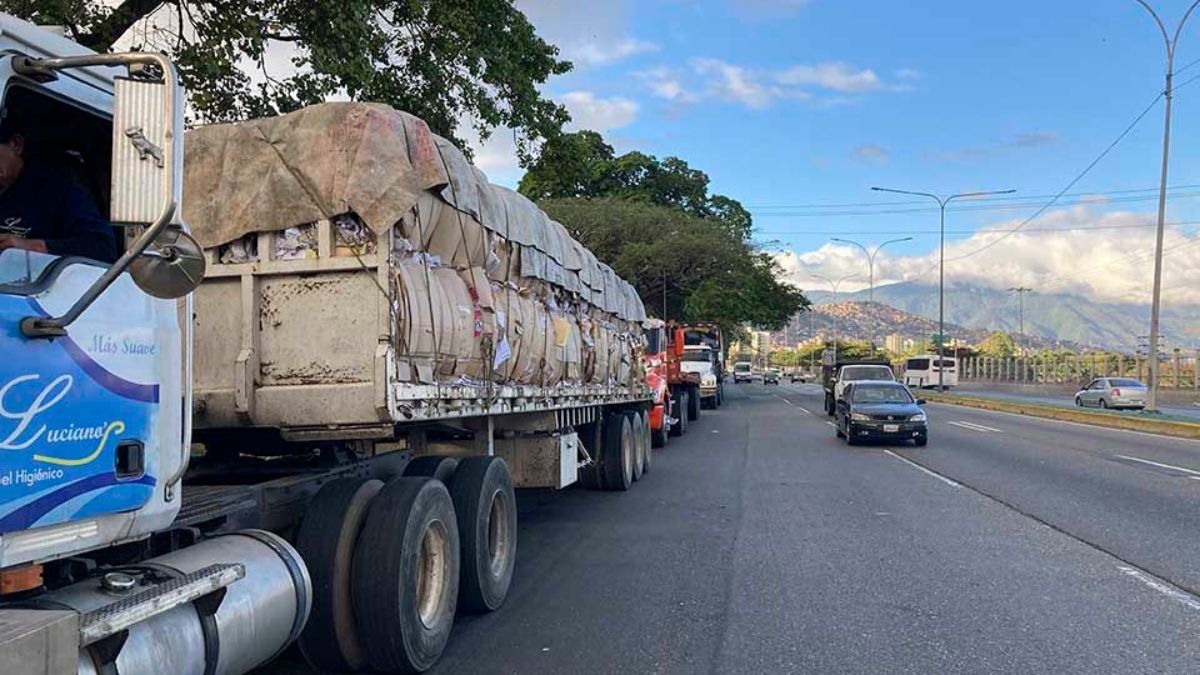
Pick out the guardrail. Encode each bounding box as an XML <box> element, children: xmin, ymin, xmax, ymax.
<box><xmin>960</xmin><ymin>352</ymin><xmax>1200</xmax><ymax>390</ymax></box>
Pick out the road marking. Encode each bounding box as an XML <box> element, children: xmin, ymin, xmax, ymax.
<box><xmin>947</xmin><ymin>420</ymin><xmax>1003</xmax><ymax>433</ymax></box>
<box><xmin>797</xmin><ymin>406</ymin><xmax>814</xmax><ymax>416</ymax></box>
<box><xmin>884</xmin><ymin>450</ymin><xmax>962</xmax><ymax>488</ymax></box>
<box><xmin>775</xmin><ymin>395</ymin><xmax>794</xmax><ymax>406</ymax></box>
<box><xmin>825</xmin><ymin>421</ymin><xmax>836</xmax><ymax>428</ymax></box>
<box><xmin>925</xmin><ymin>402</ymin><xmax>1200</xmax><ymax>445</ymax></box>
<box><xmin>1117</xmin><ymin>565</ymin><xmax>1200</xmax><ymax>612</ymax></box>
<box><xmin>1114</xmin><ymin>454</ymin><xmax>1200</xmax><ymax>477</ymax></box>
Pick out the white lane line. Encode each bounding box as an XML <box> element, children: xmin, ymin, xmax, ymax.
<box><xmin>826</xmin><ymin>421</ymin><xmax>837</xmax><ymax>428</ymax></box>
<box><xmin>1114</xmin><ymin>454</ymin><xmax>1200</xmax><ymax>477</ymax></box>
<box><xmin>884</xmin><ymin>450</ymin><xmax>962</xmax><ymax>489</ymax></box>
<box><xmin>947</xmin><ymin>420</ymin><xmax>1002</xmax><ymax>433</ymax></box>
<box><xmin>925</xmin><ymin>402</ymin><xmax>1200</xmax><ymax>445</ymax></box>
<box><xmin>797</xmin><ymin>407</ymin><xmax>814</xmax><ymax>416</ymax></box>
<box><xmin>775</xmin><ymin>395</ymin><xmax>794</xmax><ymax>406</ymax></box>
<box><xmin>1117</xmin><ymin>565</ymin><xmax>1200</xmax><ymax>612</ymax></box>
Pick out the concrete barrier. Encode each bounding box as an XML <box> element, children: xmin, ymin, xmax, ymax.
<box><xmin>921</xmin><ymin>391</ymin><xmax>1200</xmax><ymax>441</ymax></box>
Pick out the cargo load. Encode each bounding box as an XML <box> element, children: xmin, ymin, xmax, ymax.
<box><xmin>184</xmin><ymin>103</ymin><xmax>648</xmax><ymax>433</ymax></box>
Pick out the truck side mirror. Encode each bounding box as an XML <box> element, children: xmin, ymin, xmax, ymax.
<box><xmin>16</xmin><ymin>53</ymin><xmax>202</xmax><ymax>338</ymax></box>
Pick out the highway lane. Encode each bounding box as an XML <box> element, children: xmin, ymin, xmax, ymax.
<box><xmin>951</xmin><ymin>383</ymin><xmax>1200</xmax><ymax>420</ymax></box>
<box><xmin>260</xmin><ymin>383</ymin><xmax>1200</xmax><ymax>674</ymax></box>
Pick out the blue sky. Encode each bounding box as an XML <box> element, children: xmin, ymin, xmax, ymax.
<box><xmin>474</xmin><ymin>0</ymin><xmax>1200</xmax><ymax>306</ymax></box>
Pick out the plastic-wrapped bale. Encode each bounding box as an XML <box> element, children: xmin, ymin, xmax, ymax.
<box><xmin>394</xmin><ymin>259</ymin><xmax>492</xmax><ymax>383</ymax></box>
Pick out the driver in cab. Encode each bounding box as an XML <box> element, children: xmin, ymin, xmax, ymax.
<box><xmin>0</xmin><ymin>118</ymin><xmax>116</xmax><ymax>263</ymax></box>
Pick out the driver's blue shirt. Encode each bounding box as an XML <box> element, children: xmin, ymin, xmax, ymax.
<box><xmin>0</xmin><ymin>161</ymin><xmax>116</xmax><ymax>263</ymax></box>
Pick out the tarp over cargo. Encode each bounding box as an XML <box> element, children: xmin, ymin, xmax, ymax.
<box><xmin>183</xmin><ymin>103</ymin><xmax>446</xmax><ymax>250</ymax></box>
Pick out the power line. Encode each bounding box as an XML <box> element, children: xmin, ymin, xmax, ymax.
<box><xmin>750</xmin><ymin>189</ymin><xmax>1200</xmax><ymax>217</ymax></box>
<box><xmin>746</xmin><ymin>183</ymin><xmax>1200</xmax><ymax>211</ymax></box>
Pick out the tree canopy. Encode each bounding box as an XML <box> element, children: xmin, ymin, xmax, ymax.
<box><xmin>4</xmin><ymin>0</ymin><xmax>571</xmax><ymax>155</ymax></box>
<box><xmin>978</xmin><ymin>331</ymin><xmax>1017</xmax><ymax>358</ymax></box>
<box><xmin>541</xmin><ymin>198</ymin><xmax>806</xmax><ymax>331</ymax></box>
<box><xmin>519</xmin><ymin>130</ymin><xmax>753</xmax><ymax>239</ymax></box>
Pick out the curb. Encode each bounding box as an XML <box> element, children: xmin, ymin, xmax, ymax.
<box><xmin>920</xmin><ymin>391</ymin><xmax>1200</xmax><ymax>441</ymax></box>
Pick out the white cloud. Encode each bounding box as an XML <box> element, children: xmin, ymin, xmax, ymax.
<box><xmin>691</xmin><ymin>58</ymin><xmax>781</xmax><ymax>109</ymax></box>
<box><xmin>516</xmin><ymin>1</ymin><xmax>656</xmax><ymax>67</ymax></box>
<box><xmin>850</xmin><ymin>143</ymin><xmax>890</xmax><ymax>165</ymax></box>
<box><xmin>560</xmin><ymin>91</ymin><xmax>640</xmax><ymax>131</ymax></box>
<box><xmin>772</xmin><ymin>207</ymin><xmax>1200</xmax><ymax>305</ymax></box>
<box><xmin>776</xmin><ymin>62</ymin><xmax>884</xmax><ymax>93</ymax></box>
<box><xmin>640</xmin><ymin>58</ymin><xmax>911</xmax><ymax>109</ymax></box>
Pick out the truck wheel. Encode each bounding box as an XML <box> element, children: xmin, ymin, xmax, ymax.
<box><xmin>404</xmin><ymin>456</ymin><xmax>460</xmax><ymax>484</ymax></box>
<box><xmin>687</xmin><ymin>385</ymin><xmax>701</xmax><ymax>421</ymax></box>
<box><xmin>630</xmin><ymin>411</ymin><xmax>646</xmax><ymax>482</ymax></box>
<box><xmin>352</xmin><ymin>477</ymin><xmax>460</xmax><ymax>673</ymax></box>
<box><xmin>602</xmin><ymin>413</ymin><xmax>634</xmax><ymax>491</ymax></box>
<box><xmin>639</xmin><ymin>410</ymin><xmax>653</xmax><ymax>474</ymax></box>
<box><xmin>578</xmin><ymin>421</ymin><xmax>606</xmax><ymax>490</ymax></box>
<box><xmin>296</xmin><ymin>477</ymin><xmax>384</xmax><ymax>673</ymax></box>
<box><xmin>651</xmin><ymin>404</ymin><xmax>669</xmax><ymax>449</ymax></box>
<box><xmin>670</xmin><ymin>393</ymin><xmax>688</xmax><ymax>437</ymax></box>
<box><xmin>450</xmin><ymin>457</ymin><xmax>517</xmax><ymax>613</ymax></box>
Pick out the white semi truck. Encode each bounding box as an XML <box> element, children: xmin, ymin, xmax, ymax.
<box><xmin>0</xmin><ymin>15</ymin><xmax>655</xmax><ymax>675</ymax></box>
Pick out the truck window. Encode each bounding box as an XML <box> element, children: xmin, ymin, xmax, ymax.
<box><xmin>0</xmin><ymin>83</ymin><xmax>116</xmax><ymax>256</ymax></box>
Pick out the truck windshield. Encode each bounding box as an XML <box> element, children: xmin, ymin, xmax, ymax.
<box><xmin>0</xmin><ymin>249</ymin><xmax>57</xmax><ymax>294</ymax></box>
<box><xmin>734</xmin><ymin>363</ymin><xmax>751</xmax><ymax>372</ymax></box>
<box><xmin>843</xmin><ymin>366</ymin><xmax>894</xmax><ymax>381</ymax></box>
<box><xmin>681</xmin><ymin>351</ymin><xmax>712</xmax><ymax>362</ymax></box>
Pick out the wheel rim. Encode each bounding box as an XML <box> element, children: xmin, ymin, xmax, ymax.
<box><xmin>623</xmin><ymin>428</ymin><xmax>634</xmax><ymax>482</ymax></box>
<box><xmin>415</xmin><ymin>519</ymin><xmax>450</xmax><ymax>629</ymax></box>
<box><xmin>486</xmin><ymin>489</ymin><xmax>512</xmax><ymax>577</ymax></box>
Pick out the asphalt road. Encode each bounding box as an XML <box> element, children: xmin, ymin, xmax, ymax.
<box><xmin>260</xmin><ymin>382</ymin><xmax>1200</xmax><ymax>674</ymax></box>
<box><xmin>953</xmin><ymin>382</ymin><xmax>1200</xmax><ymax>420</ymax></box>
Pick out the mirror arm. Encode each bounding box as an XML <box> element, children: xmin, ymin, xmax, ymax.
<box><xmin>20</xmin><ymin>201</ymin><xmax>177</xmax><ymax>339</ymax></box>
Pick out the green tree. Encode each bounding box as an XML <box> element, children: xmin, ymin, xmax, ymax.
<box><xmin>5</xmin><ymin>0</ymin><xmax>571</xmax><ymax>155</ymax></box>
<box><xmin>978</xmin><ymin>331</ymin><xmax>1017</xmax><ymax>358</ymax></box>
<box><xmin>540</xmin><ymin>198</ymin><xmax>807</xmax><ymax>331</ymax></box>
<box><xmin>518</xmin><ymin>130</ymin><xmax>752</xmax><ymax>234</ymax></box>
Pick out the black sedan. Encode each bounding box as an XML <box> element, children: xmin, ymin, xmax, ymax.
<box><xmin>835</xmin><ymin>381</ymin><xmax>928</xmax><ymax>446</ymax></box>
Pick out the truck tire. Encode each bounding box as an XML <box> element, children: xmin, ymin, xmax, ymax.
<box><xmin>404</xmin><ymin>456</ymin><xmax>460</xmax><ymax>484</ymax></box>
<box><xmin>352</xmin><ymin>477</ymin><xmax>460</xmax><ymax>674</ymax></box>
<box><xmin>669</xmin><ymin>393</ymin><xmax>687</xmax><ymax>437</ymax></box>
<box><xmin>651</xmin><ymin>403</ymin><xmax>669</xmax><ymax>449</ymax></box>
<box><xmin>602</xmin><ymin>413</ymin><xmax>634</xmax><ymax>491</ymax></box>
<box><xmin>450</xmin><ymin>457</ymin><xmax>517</xmax><ymax>613</ymax></box>
<box><xmin>630</xmin><ymin>411</ymin><xmax>646</xmax><ymax>482</ymax></box>
<box><xmin>639</xmin><ymin>410</ymin><xmax>652</xmax><ymax>474</ymax></box>
<box><xmin>578</xmin><ymin>421</ymin><xmax>606</xmax><ymax>490</ymax></box>
<box><xmin>687</xmin><ymin>385</ymin><xmax>701</xmax><ymax>421</ymax></box>
<box><xmin>296</xmin><ymin>477</ymin><xmax>384</xmax><ymax>673</ymax></box>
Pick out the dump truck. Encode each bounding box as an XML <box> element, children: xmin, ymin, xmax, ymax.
<box><xmin>0</xmin><ymin>15</ymin><xmax>655</xmax><ymax>675</ymax></box>
<box><xmin>678</xmin><ymin>323</ymin><xmax>724</xmax><ymax>408</ymax></box>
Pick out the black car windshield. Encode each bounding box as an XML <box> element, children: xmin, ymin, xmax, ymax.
<box><xmin>1108</xmin><ymin>378</ymin><xmax>1144</xmax><ymax>387</ymax></box>
<box><xmin>843</xmin><ymin>366</ymin><xmax>893</xmax><ymax>381</ymax></box>
<box><xmin>852</xmin><ymin>384</ymin><xmax>913</xmax><ymax>404</ymax></box>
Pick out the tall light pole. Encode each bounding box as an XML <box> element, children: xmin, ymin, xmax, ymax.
<box><xmin>1133</xmin><ymin>0</ymin><xmax>1200</xmax><ymax>412</ymax></box>
<box><xmin>830</xmin><ymin>236</ymin><xmax>914</xmax><ymax>305</ymax></box>
<box><xmin>1009</xmin><ymin>287</ymin><xmax>1033</xmax><ymax>372</ymax></box>
<box><xmin>872</xmin><ymin>187</ymin><xmax>1015</xmax><ymax>390</ymax></box>
<box><xmin>811</xmin><ymin>273</ymin><xmax>857</xmax><ymax>361</ymax></box>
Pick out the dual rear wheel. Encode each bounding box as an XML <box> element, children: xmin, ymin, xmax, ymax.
<box><xmin>295</xmin><ymin>455</ymin><xmax>518</xmax><ymax>673</ymax></box>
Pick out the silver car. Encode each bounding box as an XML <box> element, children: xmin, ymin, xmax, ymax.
<box><xmin>1075</xmin><ymin>377</ymin><xmax>1147</xmax><ymax>410</ymax></box>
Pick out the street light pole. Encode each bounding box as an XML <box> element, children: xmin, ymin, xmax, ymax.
<box><xmin>1008</xmin><ymin>286</ymin><xmax>1033</xmax><ymax>355</ymax></box>
<box><xmin>811</xmin><ymin>273</ymin><xmax>857</xmax><ymax>362</ymax></box>
<box><xmin>871</xmin><ymin>187</ymin><xmax>1015</xmax><ymax>390</ymax></box>
<box><xmin>1133</xmin><ymin>0</ymin><xmax>1200</xmax><ymax>412</ymax></box>
<box><xmin>830</xmin><ymin>236</ymin><xmax>914</xmax><ymax>305</ymax></box>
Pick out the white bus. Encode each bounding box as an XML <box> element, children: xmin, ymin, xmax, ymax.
<box><xmin>904</xmin><ymin>354</ymin><xmax>959</xmax><ymax>388</ymax></box>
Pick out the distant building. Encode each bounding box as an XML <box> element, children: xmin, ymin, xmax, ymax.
<box><xmin>752</xmin><ymin>330</ymin><xmax>772</xmax><ymax>366</ymax></box>
<box><xmin>884</xmin><ymin>333</ymin><xmax>905</xmax><ymax>353</ymax></box>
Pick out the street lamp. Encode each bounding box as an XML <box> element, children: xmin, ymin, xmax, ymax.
<box><xmin>1132</xmin><ymin>0</ymin><xmax>1200</xmax><ymax>412</ymax></box>
<box><xmin>811</xmin><ymin>273</ymin><xmax>857</xmax><ymax>361</ymax></box>
<box><xmin>1008</xmin><ymin>286</ymin><xmax>1033</xmax><ymax>355</ymax></box>
<box><xmin>830</xmin><ymin>236</ymin><xmax>914</xmax><ymax>305</ymax></box>
<box><xmin>871</xmin><ymin>186</ymin><xmax>1015</xmax><ymax>390</ymax></box>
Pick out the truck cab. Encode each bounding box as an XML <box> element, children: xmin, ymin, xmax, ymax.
<box><xmin>680</xmin><ymin>344</ymin><xmax>721</xmax><ymax>408</ymax></box>
<box><xmin>732</xmin><ymin>361</ymin><xmax>753</xmax><ymax>384</ymax></box>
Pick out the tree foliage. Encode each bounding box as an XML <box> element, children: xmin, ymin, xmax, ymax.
<box><xmin>519</xmin><ymin>131</ymin><xmax>753</xmax><ymax>238</ymax></box>
<box><xmin>541</xmin><ymin>198</ymin><xmax>806</xmax><ymax>331</ymax></box>
<box><xmin>978</xmin><ymin>331</ymin><xmax>1017</xmax><ymax>358</ymax></box>
<box><xmin>4</xmin><ymin>0</ymin><xmax>571</xmax><ymax>155</ymax></box>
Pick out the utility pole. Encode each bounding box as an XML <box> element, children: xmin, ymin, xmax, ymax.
<box><xmin>1133</xmin><ymin>0</ymin><xmax>1200</xmax><ymax>412</ymax></box>
<box><xmin>811</xmin><ymin>273</ymin><xmax>856</xmax><ymax>362</ymax></box>
<box><xmin>1008</xmin><ymin>287</ymin><xmax>1033</xmax><ymax>355</ymax></box>
<box><xmin>829</xmin><ymin>236</ymin><xmax>914</xmax><ymax>305</ymax></box>
<box><xmin>872</xmin><ymin>186</ymin><xmax>1015</xmax><ymax>391</ymax></box>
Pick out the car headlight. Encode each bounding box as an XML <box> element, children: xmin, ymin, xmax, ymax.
<box><xmin>850</xmin><ymin>412</ymin><xmax>871</xmax><ymax>422</ymax></box>
<box><xmin>909</xmin><ymin>412</ymin><xmax>927</xmax><ymax>422</ymax></box>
